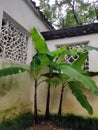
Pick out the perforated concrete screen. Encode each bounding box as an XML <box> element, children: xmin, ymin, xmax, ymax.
<box><xmin>0</xmin><ymin>12</ymin><xmax>28</xmax><ymax>64</ymax></box>
<box><xmin>58</xmin><ymin>42</ymin><xmax>89</xmax><ymax>70</ymax></box>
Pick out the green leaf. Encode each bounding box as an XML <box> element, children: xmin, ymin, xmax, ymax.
<box><xmin>85</xmin><ymin>71</ymin><xmax>98</xmax><ymax>77</ymax></box>
<box><xmin>67</xmin><ymin>47</ymin><xmax>80</xmax><ymax>56</ymax></box>
<box><xmin>56</xmin><ymin>52</ymin><xmax>65</xmax><ymax>64</ymax></box>
<box><xmin>52</xmin><ymin>46</ymin><xmax>67</xmax><ymax>64</ymax></box>
<box><xmin>38</xmin><ymin>54</ymin><xmax>51</xmax><ymax>67</ymax></box>
<box><xmin>68</xmin><ymin>81</ymin><xmax>93</xmax><ymax>115</ymax></box>
<box><xmin>84</xmin><ymin>46</ymin><xmax>98</xmax><ymax>52</ymax></box>
<box><xmin>42</xmin><ymin>72</ymin><xmax>59</xmax><ymax>78</ymax></box>
<box><xmin>46</xmin><ymin>79</ymin><xmax>59</xmax><ymax>87</ymax></box>
<box><xmin>30</xmin><ymin>53</ymin><xmax>50</xmax><ymax>69</ymax></box>
<box><xmin>73</xmin><ymin>53</ymin><xmax>88</xmax><ymax>68</ymax></box>
<box><xmin>30</xmin><ymin>53</ymin><xmax>41</xmax><ymax>71</ymax></box>
<box><xmin>31</xmin><ymin>28</ymin><xmax>51</xmax><ymax>55</ymax></box>
<box><xmin>0</xmin><ymin>67</ymin><xmax>27</xmax><ymax>77</ymax></box>
<box><xmin>30</xmin><ymin>53</ymin><xmax>52</xmax><ymax>80</ymax></box>
<box><xmin>42</xmin><ymin>72</ymin><xmax>66</xmax><ymax>79</ymax></box>
<box><xmin>57</xmin><ymin>64</ymin><xmax>98</xmax><ymax>95</ymax></box>
<box><xmin>52</xmin><ymin>46</ymin><xmax>67</xmax><ymax>57</ymax></box>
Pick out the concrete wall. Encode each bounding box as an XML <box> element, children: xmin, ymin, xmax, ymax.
<box><xmin>0</xmin><ymin>59</ymin><xmax>33</xmax><ymax>121</ymax></box>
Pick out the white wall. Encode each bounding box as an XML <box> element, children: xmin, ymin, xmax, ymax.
<box><xmin>46</xmin><ymin>33</ymin><xmax>98</xmax><ymax>72</ymax></box>
<box><xmin>0</xmin><ymin>0</ymin><xmax>51</xmax><ymax>65</ymax></box>
<box><xmin>0</xmin><ymin>0</ymin><xmax>50</xmax><ymax>32</ymax></box>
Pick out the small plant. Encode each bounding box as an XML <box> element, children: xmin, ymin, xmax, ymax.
<box><xmin>51</xmin><ymin>114</ymin><xmax>98</xmax><ymax>130</ymax></box>
<box><xmin>0</xmin><ymin>112</ymin><xmax>34</xmax><ymax>130</ymax></box>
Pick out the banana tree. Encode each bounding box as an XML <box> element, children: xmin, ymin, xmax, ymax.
<box><xmin>31</xmin><ymin>28</ymin><xmax>98</xmax><ymax>119</ymax></box>
<box><xmin>44</xmin><ymin>46</ymin><xmax>68</xmax><ymax>119</ymax></box>
<box><xmin>42</xmin><ymin>50</ymin><xmax>98</xmax><ymax>116</ymax></box>
<box><xmin>31</xmin><ymin>28</ymin><xmax>53</xmax><ymax>123</ymax></box>
<box><xmin>51</xmin><ymin>48</ymin><xmax>92</xmax><ymax>116</ymax></box>
<box><xmin>57</xmin><ymin>53</ymin><xmax>89</xmax><ymax>116</ymax></box>
<box><xmin>31</xmin><ymin>28</ymin><xmax>86</xmax><ymax>119</ymax></box>
<box><xmin>31</xmin><ymin>28</ymin><xmax>68</xmax><ymax>119</ymax></box>
<box><xmin>51</xmin><ymin>44</ymin><xmax>98</xmax><ymax>116</ymax></box>
<box><xmin>31</xmin><ymin>30</ymin><xmax>54</xmax><ymax>120</ymax></box>
<box><xmin>45</xmin><ymin>65</ymin><xmax>53</xmax><ymax>119</ymax></box>
<box><xmin>30</xmin><ymin>53</ymin><xmax>51</xmax><ymax>123</ymax></box>
<box><xmin>43</xmin><ymin>45</ymin><xmax>80</xmax><ymax>119</ymax></box>
<box><xmin>55</xmin><ymin>62</ymin><xmax>98</xmax><ymax>115</ymax></box>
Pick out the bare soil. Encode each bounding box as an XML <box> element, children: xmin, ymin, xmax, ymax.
<box><xmin>27</xmin><ymin>121</ymin><xmax>69</xmax><ymax>130</ymax></box>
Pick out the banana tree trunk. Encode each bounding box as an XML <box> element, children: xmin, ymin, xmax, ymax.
<box><xmin>58</xmin><ymin>84</ymin><xmax>65</xmax><ymax>116</ymax></box>
<box><xmin>34</xmin><ymin>80</ymin><xmax>38</xmax><ymax>123</ymax></box>
<box><xmin>45</xmin><ymin>83</ymin><xmax>50</xmax><ymax>119</ymax></box>
<box><xmin>45</xmin><ymin>67</ymin><xmax>52</xmax><ymax>119</ymax></box>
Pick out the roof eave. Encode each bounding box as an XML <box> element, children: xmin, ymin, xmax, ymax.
<box><xmin>41</xmin><ymin>23</ymin><xmax>98</xmax><ymax>40</ymax></box>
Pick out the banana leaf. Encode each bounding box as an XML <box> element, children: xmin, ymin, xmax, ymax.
<box><xmin>56</xmin><ymin>64</ymin><xmax>98</xmax><ymax>95</ymax></box>
<box><xmin>68</xmin><ymin>81</ymin><xmax>93</xmax><ymax>115</ymax></box>
<box><xmin>0</xmin><ymin>67</ymin><xmax>27</xmax><ymax>77</ymax></box>
<box><xmin>31</xmin><ymin>28</ymin><xmax>51</xmax><ymax>56</ymax></box>
<box><xmin>73</xmin><ymin>53</ymin><xmax>88</xmax><ymax>67</ymax></box>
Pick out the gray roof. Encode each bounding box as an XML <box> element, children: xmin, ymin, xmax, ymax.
<box><xmin>41</xmin><ymin>23</ymin><xmax>98</xmax><ymax>40</ymax></box>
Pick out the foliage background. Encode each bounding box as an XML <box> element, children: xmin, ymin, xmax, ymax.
<box><xmin>33</xmin><ymin>0</ymin><xmax>98</xmax><ymax>29</ymax></box>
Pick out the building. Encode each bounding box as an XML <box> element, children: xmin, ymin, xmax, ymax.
<box><xmin>0</xmin><ymin>0</ymin><xmax>98</xmax><ymax>121</ymax></box>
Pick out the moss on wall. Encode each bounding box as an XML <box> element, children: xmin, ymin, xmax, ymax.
<box><xmin>0</xmin><ymin>76</ymin><xmax>17</xmax><ymax>96</ymax></box>
<box><xmin>0</xmin><ymin>59</ymin><xmax>32</xmax><ymax>122</ymax></box>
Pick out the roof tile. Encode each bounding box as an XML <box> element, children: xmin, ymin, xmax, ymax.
<box><xmin>41</xmin><ymin>23</ymin><xmax>98</xmax><ymax>40</ymax></box>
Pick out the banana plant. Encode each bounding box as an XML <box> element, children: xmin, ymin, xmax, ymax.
<box><xmin>31</xmin><ymin>28</ymin><xmax>68</xmax><ymax>120</ymax></box>
<box><xmin>31</xmin><ymin>29</ymin><xmax>58</xmax><ymax>120</ymax></box>
<box><xmin>57</xmin><ymin>53</ymin><xmax>90</xmax><ymax>116</ymax></box>
<box><xmin>44</xmin><ymin>46</ymin><xmax>68</xmax><ymax>119</ymax></box>
<box><xmin>31</xmin><ymin>28</ymin><xmax>53</xmax><ymax>122</ymax></box>
<box><xmin>43</xmin><ymin>45</ymin><xmax>80</xmax><ymax>119</ymax></box>
<box><xmin>31</xmin><ymin>28</ymin><xmax>98</xmax><ymax>119</ymax></box>
<box><xmin>51</xmin><ymin>48</ymin><xmax>95</xmax><ymax>116</ymax></box>
<box><xmin>55</xmin><ymin>62</ymin><xmax>98</xmax><ymax>115</ymax></box>
<box><xmin>30</xmin><ymin>53</ymin><xmax>51</xmax><ymax>123</ymax></box>
<box><xmin>52</xmin><ymin>42</ymin><xmax>98</xmax><ymax>116</ymax></box>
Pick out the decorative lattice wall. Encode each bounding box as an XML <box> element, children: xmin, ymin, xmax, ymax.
<box><xmin>58</xmin><ymin>43</ymin><xmax>89</xmax><ymax>70</ymax></box>
<box><xmin>0</xmin><ymin>16</ymin><xmax>28</xmax><ymax>64</ymax></box>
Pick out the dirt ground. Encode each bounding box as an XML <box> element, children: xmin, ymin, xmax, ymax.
<box><xmin>27</xmin><ymin>121</ymin><xmax>69</xmax><ymax>130</ymax></box>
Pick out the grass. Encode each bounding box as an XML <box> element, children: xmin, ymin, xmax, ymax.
<box><xmin>51</xmin><ymin>114</ymin><xmax>98</xmax><ymax>130</ymax></box>
<box><xmin>0</xmin><ymin>113</ymin><xmax>98</xmax><ymax>130</ymax></box>
<box><xmin>0</xmin><ymin>112</ymin><xmax>34</xmax><ymax>130</ymax></box>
